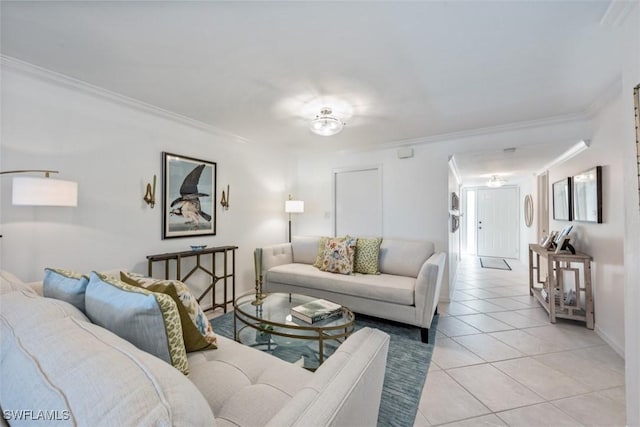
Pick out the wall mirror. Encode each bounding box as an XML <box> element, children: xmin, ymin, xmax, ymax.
<box><xmin>524</xmin><ymin>194</ymin><xmax>534</xmax><ymax>227</ymax></box>
<box><xmin>552</xmin><ymin>178</ymin><xmax>572</xmax><ymax>221</ymax></box>
<box><xmin>572</xmin><ymin>166</ymin><xmax>602</xmax><ymax>223</ymax></box>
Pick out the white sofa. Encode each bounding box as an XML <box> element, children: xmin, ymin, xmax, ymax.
<box><xmin>262</xmin><ymin>236</ymin><xmax>446</xmax><ymax>343</ymax></box>
<box><xmin>0</xmin><ymin>271</ymin><xmax>390</xmax><ymax>427</ymax></box>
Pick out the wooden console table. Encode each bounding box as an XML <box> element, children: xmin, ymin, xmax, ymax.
<box><xmin>147</xmin><ymin>245</ymin><xmax>238</xmax><ymax>313</ymax></box>
<box><xmin>528</xmin><ymin>244</ymin><xmax>593</xmax><ymax>329</ymax></box>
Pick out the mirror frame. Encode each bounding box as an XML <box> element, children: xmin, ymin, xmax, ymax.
<box><xmin>552</xmin><ymin>177</ymin><xmax>572</xmax><ymax>221</ymax></box>
<box><xmin>524</xmin><ymin>194</ymin><xmax>534</xmax><ymax>227</ymax></box>
<box><xmin>572</xmin><ymin>166</ymin><xmax>602</xmax><ymax>223</ymax></box>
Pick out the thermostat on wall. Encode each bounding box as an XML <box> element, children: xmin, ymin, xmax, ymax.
<box><xmin>397</xmin><ymin>147</ymin><xmax>414</xmax><ymax>159</ymax></box>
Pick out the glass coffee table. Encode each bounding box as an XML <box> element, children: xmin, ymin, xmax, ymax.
<box><xmin>233</xmin><ymin>292</ymin><xmax>355</xmax><ymax>370</ymax></box>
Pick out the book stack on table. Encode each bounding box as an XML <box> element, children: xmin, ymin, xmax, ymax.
<box><xmin>290</xmin><ymin>299</ymin><xmax>343</xmax><ymax>324</ymax></box>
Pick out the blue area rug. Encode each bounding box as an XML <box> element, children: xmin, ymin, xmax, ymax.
<box><xmin>211</xmin><ymin>312</ymin><xmax>438</xmax><ymax>426</ymax></box>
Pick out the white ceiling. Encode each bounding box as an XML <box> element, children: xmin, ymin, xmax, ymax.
<box><xmin>0</xmin><ymin>1</ymin><xmax>626</xmax><ymax>183</ymax></box>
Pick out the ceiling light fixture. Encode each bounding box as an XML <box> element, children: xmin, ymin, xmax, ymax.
<box><xmin>487</xmin><ymin>175</ymin><xmax>507</xmax><ymax>188</ymax></box>
<box><xmin>309</xmin><ymin>107</ymin><xmax>345</xmax><ymax>136</ymax></box>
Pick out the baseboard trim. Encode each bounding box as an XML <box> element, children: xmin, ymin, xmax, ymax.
<box><xmin>594</xmin><ymin>324</ymin><xmax>625</xmax><ymax>358</ymax></box>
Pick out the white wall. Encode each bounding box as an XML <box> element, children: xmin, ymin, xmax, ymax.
<box><xmin>545</xmin><ymin>9</ymin><xmax>639</xmax><ymax>424</ymax></box>
<box><xmin>548</xmin><ymin>94</ymin><xmax>626</xmax><ymax>356</ymax></box>
<box><xmin>0</xmin><ymin>64</ymin><xmax>291</xmax><ymax>302</ymax></box>
<box><xmin>518</xmin><ymin>177</ymin><xmax>538</xmax><ymax>263</ymax></box>
<box><xmin>447</xmin><ymin>163</ymin><xmax>461</xmax><ymax>294</ymax></box>
<box><xmin>619</xmin><ymin>4</ymin><xmax>640</xmax><ymax>424</ymax></box>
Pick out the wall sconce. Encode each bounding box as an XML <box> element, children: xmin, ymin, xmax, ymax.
<box><xmin>0</xmin><ymin>169</ymin><xmax>78</xmax><ymax>207</ymax></box>
<box><xmin>220</xmin><ymin>185</ymin><xmax>230</xmax><ymax>210</ymax></box>
<box><xmin>284</xmin><ymin>194</ymin><xmax>304</xmax><ymax>243</ymax></box>
<box><xmin>143</xmin><ymin>175</ymin><xmax>156</xmax><ymax>208</ymax></box>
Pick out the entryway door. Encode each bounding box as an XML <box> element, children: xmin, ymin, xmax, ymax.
<box><xmin>477</xmin><ymin>187</ymin><xmax>519</xmax><ymax>259</ymax></box>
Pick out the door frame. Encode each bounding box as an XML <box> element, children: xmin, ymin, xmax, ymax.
<box><xmin>537</xmin><ymin>171</ymin><xmax>549</xmax><ymax>243</ymax></box>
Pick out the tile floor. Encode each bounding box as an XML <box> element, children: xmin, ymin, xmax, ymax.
<box><xmin>414</xmin><ymin>256</ymin><xmax>626</xmax><ymax>427</ymax></box>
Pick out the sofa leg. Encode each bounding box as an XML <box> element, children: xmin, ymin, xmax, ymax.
<box><xmin>421</xmin><ymin>328</ymin><xmax>429</xmax><ymax>343</ymax></box>
<box><xmin>434</xmin><ymin>306</ymin><xmax>438</xmax><ymax>316</ymax></box>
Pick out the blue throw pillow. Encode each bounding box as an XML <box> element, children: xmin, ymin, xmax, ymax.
<box><xmin>43</xmin><ymin>268</ymin><xmax>89</xmax><ymax>313</ymax></box>
<box><xmin>84</xmin><ymin>272</ymin><xmax>189</xmax><ymax>375</ymax></box>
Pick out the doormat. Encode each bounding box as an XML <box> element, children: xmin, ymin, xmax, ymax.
<box><xmin>211</xmin><ymin>312</ymin><xmax>437</xmax><ymax>427</ymax></box>
<box><xmin>480</xmin><ymin>257</ymin><xmax>512</xmax><ymax>270</ymax></box>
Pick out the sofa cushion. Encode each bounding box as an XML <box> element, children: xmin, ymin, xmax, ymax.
<box><xmin>291</xmin><ymin>235</ymin><xmax>320</xmax><ymax>264</ymax></box>
<box><xmin>85</xmin><ymin>272</ymin><xmax>189</xmax><ymax>375</ymax></box>
<box><xmin>0</xmin><ymin>270</ymin><xmax>36</xmax><ymax>296</ymax></box>
<box><xmin>42</xmin><ymin>268</ymin><xmax>90</xmax><ymax>312</ymax></box>
<box><xmin>354</xmin><ymin>237</ymin><xmax>383</xmax><ymax>274</ymax></box>
<box><xmin>0</xmin><ymin>290</ymin><xmax>215</xmax><ymax>426</ymax></box>
<box><xmin>266</xmin><ymin>263</ymin><xmax>415</xmax><ymax>306</ymax></box>
<box><xmin>120</xmin><ymin>272</ymin><xmax>218</xmax><ymax>352</ymax></box>
<box><xmin>188</xmin><ymin>335</ymin><xmax>312</xmax><ymax>427</ymax></box>
<box><xmin>379</xmin><ymin>239</ymin><xmax>434</xmax><ymax>277</ymax></box>
<box><xmin>319</xmin><ymin>237</ymin><xmax>356</xmax><ymax>275</ymax></box>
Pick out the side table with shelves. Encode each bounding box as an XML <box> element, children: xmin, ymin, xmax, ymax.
<box><xmin>528</xmin><ymin>243</ymin><xmax>594</xmax><ymax>329</ymax></box>
<box><xmin>147</xmin><ymin>245</ymin><xmax>238</xmax><ymax>313</ymax></box>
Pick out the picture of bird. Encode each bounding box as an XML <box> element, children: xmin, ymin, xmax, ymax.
<box><xmin>169</xmin><ymin>164</ymin><xmax>212</xmax><ymax>229</ymax></box>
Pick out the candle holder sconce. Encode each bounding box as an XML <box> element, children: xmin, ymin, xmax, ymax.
<box><xmin>220</xmin><ymin>184</ymin><xmax>230</xmax><ymax>210</ymax></box>
<box><xmin>143</xmin><ymin>174</ymin><xmax>157</xmax><ymax>208</ymax></box>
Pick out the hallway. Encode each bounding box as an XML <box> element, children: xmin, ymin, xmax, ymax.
<box><xmin>414</xmin><ymin>256</ymin><xmax>626</xmax><ymax>426</ymax></box>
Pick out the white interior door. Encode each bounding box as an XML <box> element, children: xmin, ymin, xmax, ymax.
<box><xmin>477</xmin><ymin>187</ymin><xmax>519</xmax><ymax>259</ymax></box>
<box><xmin>333</xmin><ymin>166</ymin><xmax>382</xmax><ymax>236</ymax></box>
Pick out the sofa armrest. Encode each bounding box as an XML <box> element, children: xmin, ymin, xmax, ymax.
<box><xmin>266</xmin><ymin>327</ymin><xmax>390</xmax><ymax>427</ymax></box>
<box><xmin>414</xmin><ymin>252</ymin><xmax>446</xmax><ymax>328</ymax></box>
<box><xmin>261</xmin><ymin>243</ymin><xmax>294</xmax><ymax>276</ymax></box>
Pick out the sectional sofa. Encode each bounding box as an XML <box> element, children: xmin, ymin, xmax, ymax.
<box><xmin>262</xmin><ymin>236</ymin><xmax>446</xmax><ymax>342</ymax></box>
<box><xmin>0</xmin><ymin>270</ymin><xmax>390</xmax><ymax>426</ymax></box>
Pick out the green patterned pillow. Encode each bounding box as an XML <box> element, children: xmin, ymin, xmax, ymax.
<box><xmin>313</xmin><ymin>236</ymin><xmax>331</xmax><ymax>268</ymax></box>
<box><xmin>354</xmin><ymin>237</ymin><xmax>383</xmax><ymax>274</ymax></box>
<box><xmin>319</xmin><ymin>236</ymin><xmax>357</xmax><ymax>275</ymax></box>
<box><xmin>121</xmin><ymin>272</ymin><xmax>217</xmax><ymax>352</ymax></box>
<box><xmin>85</xmin><ymin>272</ymin><xmax>189</xmax><ymax>375</ymax></box>
<box><xmin>43</xmin><ymin>268</ymin><xmax>90</xmax><ymax>312</ymax></box>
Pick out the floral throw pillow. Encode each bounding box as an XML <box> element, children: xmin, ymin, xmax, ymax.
<box><xmin>120</xmin><ymin>272</ymin><xmax>217</xmax><ymax>352</ymax></box>
<box><xmin>320</xmin><ymin>237</ymin><xmax>357</xmax><ymax>275</ymax></box>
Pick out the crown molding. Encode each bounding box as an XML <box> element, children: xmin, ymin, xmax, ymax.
<box><xmin>0</xmin><ymin>55</ymin><xmax>251</xmax><ymax>144</ymax></box>
<box><xmin>374</xmin><ymin>112</ymin><xmax>588</xmax><ymax>152</ymax></box>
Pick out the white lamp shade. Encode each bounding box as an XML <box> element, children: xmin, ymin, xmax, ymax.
<box><xmin>12</xmin><ymin>176</ymin><xmax>78</xmax><ymax>207</ymax></box>
<box><xmin>285</xmin><ymin>200</ymin><xmax>304</xmax><ymax>213</ymax></box>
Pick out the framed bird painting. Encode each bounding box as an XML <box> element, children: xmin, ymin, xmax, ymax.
<box><xmin>162</xmin><ymin>152</ymin><xmax>216</xmax><ymax>239</ymax></box>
